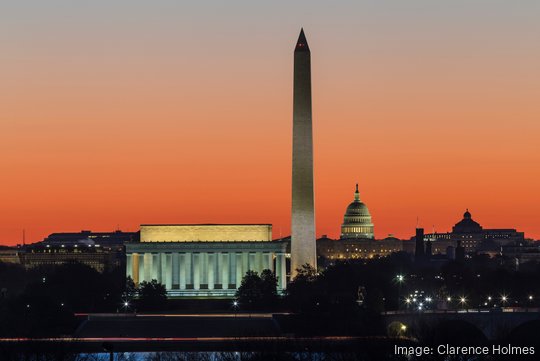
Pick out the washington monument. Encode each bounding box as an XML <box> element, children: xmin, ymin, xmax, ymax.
<box><xmin>291</xmin><ymin>29</ymin><xmax>317</xmax><ymax>276</ymax></box>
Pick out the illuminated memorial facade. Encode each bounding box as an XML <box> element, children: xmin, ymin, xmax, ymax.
<box><xmin>125</xmin><ymin>224</ymin><xmax>287</xmax><ymax>297</ymax></box>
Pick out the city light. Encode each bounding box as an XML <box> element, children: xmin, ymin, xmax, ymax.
<box><xmin>396</xmin><ymin>274</ymin><xmax>404</xmax><ymax>283</ymax></box>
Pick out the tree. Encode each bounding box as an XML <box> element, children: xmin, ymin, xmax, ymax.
<box><xmin>235</xmin><ymin>269</ymin><xmax>279</xmax><ymax>310</ymax></box>
<box><xmin>285</xmin><ymin>264</ymin><xmax>321</xmax><ymax>313</ymax></box>
<box><xmin>260</xmin><ymin>269</ymin><xmax>278</xmax><ymax>307</ymax></box>
<box><xmin>138</xmin><ymin>280</ymin><xmax>167</xmax><ymax>311</ymax></box>
<box><xmin>236</xmin><ymin>270</ymin><xmax>263</xmax><ymax>309</ymax></box>
<box><xmin>124</xmin><ymin>276</ymin><xmax>138</xmax><ymax>301</ymax></box>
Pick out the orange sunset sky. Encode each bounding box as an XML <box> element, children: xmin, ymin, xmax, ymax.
<box><xmin>1</xmin><ymin>1</ymin><xmax>540</xmax><ymax>245</ymax></box>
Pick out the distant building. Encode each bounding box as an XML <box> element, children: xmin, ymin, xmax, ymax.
<box><xmin>125</xmin><ymin>224</ymin><xmax>287</xmax><ymax>298</ymax></box>
<box><xmin>425</xmin><ymin>210</ymin><xmax>524</xmax><ymax>255</ymax></box>
<box><xmin>0</xmin><ymin>246</ymin><xmax>20</xmax><ymax>264</ymax></box>
<box><xmin>17</xmin><ymin>230</ymin><xmax>132</xmax><ymax>272</ymax></box>
<box><xmin>318</xmin><ymin>235</ymin><xmax>402</xmax><ymax>261</ymax></box>
<box><xmin>501</xmin><ymin>240</ymin><xmax>540</xmax><ymax>266</ymax></box>
<box><xmin>43</xmin><ymin>230</ymin><xmax>138</xmax><ymax>245</ymax></box>
<box><xmin>19</xmin><ymin>243</ymin><xmax>123</xmax><ymax>273</ymax></box>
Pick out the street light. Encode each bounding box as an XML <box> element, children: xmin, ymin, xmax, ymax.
<box><xmin>459</xmin><ymin>297</ymin><xmax>467</xmax><ymax>308</ymax></box>
<box><xmin>395</xmin><ymin>274</ymin><xmax>404</xmax><ymax>311</ymax></box>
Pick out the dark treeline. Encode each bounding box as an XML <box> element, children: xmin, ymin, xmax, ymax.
<box><xmin>2</xmin><ymin>252</ymin><xmax>540</xmax><ymax>339</ymax></box>
<box><xmin>0</xmin><ymin>262</ymin><xmax>124</xmax><ymax>336</ymax></box>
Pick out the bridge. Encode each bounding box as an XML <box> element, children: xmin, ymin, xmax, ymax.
<box><xmin>382</xmin><ymin>308</ymin><xmax>540</xmax><ymax>341</ymax></box>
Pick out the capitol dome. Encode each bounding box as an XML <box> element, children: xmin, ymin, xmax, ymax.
<box><xmin>340</xmin><ymin>184</ymin><xmax>374</xmax><ymax>239</ymax></box>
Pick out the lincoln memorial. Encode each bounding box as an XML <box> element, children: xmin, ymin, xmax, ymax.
<box><xmin>126</xmin><ymin>224</ymin><xmax>288</xmax><ymax>297</ymax></box>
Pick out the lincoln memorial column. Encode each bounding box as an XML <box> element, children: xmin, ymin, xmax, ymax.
<box><xmin>185</xmin><ymin>252</ymin><xmax>192</xmax><ymax>287</ymax></box>
<box><xmin>242</xmin><ymin>252</ymin><xmax>249</xmax><ymax>277</ymax></box>
<box><xmin>268</xmin><ymin>253</ymin><xmax>274</xmax><ymax>272</ymax></box>
<box><xmin>132</xmin><ymin>253</ymin><xmax>140</xmax><ymax>285</ymax></box>
<box><xmin>230</xmin><ymin>252</ymin><xmax>237</xmax><ymax>287</ymax></box>
<box><xmin>261</xmin><ymin>253</ymin><xmax>269</xmax><ymax>271</ymax></box>
<box><xmin>160</xmin><ymin>253</ymin><xmax>167</xmax><ymax>283</ymax></box>
<box><xmin>165</xmin><ymin>253</ymin><xmax>173</xmax><ymax>290</ymax></box>
<box><xmin>126</xmin><ymin>254</ymin><xmax>133</xmax><ymax>279</ymax></box>
<box><xmin>221</xmin><ymin>253</ymin><xmax>229</xmax><ymax>289</ymax></box>
<box><xmin>235</xmin><ymin>253</ymin><xmax>243</xmax><ymax>288</ymax></box>
<box><xmin>172</xmin><ymin>253</ymin><xmax>179</xmax><ymax>288</ymax></box>
<box><xmin>143</xmin><ymin>252</ymin><xmax>152</xmax><ymax>282</ymax></box>
<box><xmin>193</xmin><ymin>253</ymin><xmax>201</xmax><ymax>290</ymax></box>
<box><xmin>208</xmin><ymin>253</ymin><xmax>216</xmax><ymax>290</ymax></box>
<box><xmin>179</xmin><ymin>253</ymin><xmax>186</xmax><ymax>290</ymax></box>
<box><xmin>249</xmin><ymin>253</ymin><xmax>256</xmax><ymax>272</ymax></box>
<box><xmin>276</xmin><ymin>253</ymin><xmax>287</xmax><ymax>290</ymax></box>
<box><xmin>151</xmin><ymin>253</ymin><xmax>159</xmax><ymax>282</ymax></box>
<box><xmin>255</xmin><ymin>251</ymin><xmax>263</xmax><ymax>272</ymax></box>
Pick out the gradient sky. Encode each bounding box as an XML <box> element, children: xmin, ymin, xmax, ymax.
<box><xmin>1</xmin><ymin>1</ymin><xmax>540</xmax><ymax>245</ymax></box>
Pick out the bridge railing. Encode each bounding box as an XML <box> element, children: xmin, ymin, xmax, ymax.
<box><xmin>383</xmin><ymin>307</ymin><xmax>540</xmax><ymax>316</ymax></box>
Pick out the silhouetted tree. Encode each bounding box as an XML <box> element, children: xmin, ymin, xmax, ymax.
<box><xmin>285</xmin><ymin>264</ymin><xmax>323</xmax><ymax>314</ymax></box>
<box><xmin>123</xmin><ymin>276</ymin><xmax>138</xmax><ymax>301</ymax></box>
<box><xmin>236</xmin><ymin>270</ymin><xmax>263</xmax><ymax>309</ymax></box>
<box><xmin>235</xmin><ymin>269</ymin><xmax>279</xmax><ymax>310</ymax></box>
<box><xmin>260</xmin><ymin>269</ymin><xmax>278</xmax><ymax>308</ymax></box>
<box><xmin>138</xmin><ymin>279</ymin><xmax>167</xmax><ymax>311</ymax></box>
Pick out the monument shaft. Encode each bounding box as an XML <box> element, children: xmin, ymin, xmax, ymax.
<box><xmin>291</xmin><ymin>29</ymin><xmax>317</xmax><ymax>276</ymax></box>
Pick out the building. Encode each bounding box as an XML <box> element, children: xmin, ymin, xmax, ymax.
<box><xmin>15</xmin><ymin>230</ymin><xmax>131</xmax><ymax>272</ymax></box>
<box><xmin>125</xmin><ymin>224</ymin><xmax>287</xmax><ymax>298</ymax></box>
<box><xmin>425</xmin><ymin>209</ymin><xmax>525</xmax><ymax>255</ymax></box>
<box><xmin>291</xmin><ymin>29</ymin><xmax>317</xmax><ymax>275</ymax></box>
<box><xmin>0</xmin><ymin>246</ymin><xmax>20</xmax><ymax>264</ymax></box>
<box><xmin>340</xmin><ymin>184</ymin><xmax>374</xmax><ymax>239</ymax></box>
<box><xmin>318</xmin><ymin>235</ymin><xmax>402</xmax><ymax>261</ymax></box>
<box><xmin>501</xmin><ymin>241</ymin><xmax>540</xmax><ymax>267</ymax></box>
<box><xmin>19</xmin><ymin>242</ymin><xmax>124</xmax><ymax>273</ymax></box>
<box><xmin>318</xmin><ymin>186</ymin><xmax>404</xmax><ymax>262</ymax></box>
<box><xmin>43</xmin><ymin>230</ymin><xmax>138</xmax><ymax>245</ymax></box>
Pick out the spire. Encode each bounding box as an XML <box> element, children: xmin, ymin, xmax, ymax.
<box><xmin>354</xmin><ymin>183</ymin><xmax>360</xmax><ymax>201</ymax></box>
<box><xmin>295</xmin><ymin>28</ymin><xmax>310</xmax><ymax>52</ymax></box>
